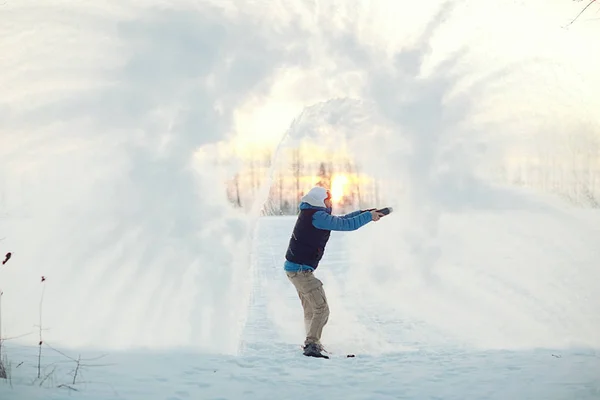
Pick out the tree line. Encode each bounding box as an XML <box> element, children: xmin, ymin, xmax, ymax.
<box><xmin>225</xmin><ymin>147</ymin><xmax>383</xmax><ymax>215</ymax></box>
<box><xmin>224</xmin><ymin>137</ymin><xmax>600</xmax><ymax>213</ymax></box>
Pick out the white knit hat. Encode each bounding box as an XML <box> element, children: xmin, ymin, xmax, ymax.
<box><xmin>301</xmin><ymin>186</ymin><xmax>331</xmax><ymax>207</ymax></box>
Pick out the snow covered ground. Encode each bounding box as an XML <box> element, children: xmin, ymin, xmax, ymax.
<box><xmin>1</xmin><ymin>199</ymin><xmax>600</xmax><ymax>399</ymax></box>
<box><xmin>2</xmin><ymin>342</ymin><xmax>599</xmax><ymax>400</ymax></box>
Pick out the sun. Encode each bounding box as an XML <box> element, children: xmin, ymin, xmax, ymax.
<box><xmin>330</xmin><ymin>174</ymin><xmax>349</xmax><ymax>202</ymax></box>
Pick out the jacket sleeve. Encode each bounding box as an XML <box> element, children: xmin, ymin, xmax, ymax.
<box><xmin>340</xmin><ymin>210</ymin><xmax>362</xmax><ymax>219</ymax></box>
<box><xmin>341</xmin><ymin>208</ymin><xmax>377</xmax><ymax>219</ymax></box>
<box><xmin>312</xmin><ymin>210</ymin><xmax>373</xmax><ymax>231</ymax></box>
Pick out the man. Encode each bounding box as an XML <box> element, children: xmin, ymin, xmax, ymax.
<box><xmin>284</xmin><ymin>186</ymin><xmax>385</xmax><ymax>358</ymax></box>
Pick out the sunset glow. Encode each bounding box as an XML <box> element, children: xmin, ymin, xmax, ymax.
<box><xmin>330</xmin><ymin>174</ymin><xmax>350</xmax><ymax>202</ymax></box>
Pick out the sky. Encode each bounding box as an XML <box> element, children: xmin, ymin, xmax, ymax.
<box><xmin>2</xmin><ymin>1</ymin><xmax>599</xmax><ymax>154</ymax></box>
<box><xmin>226</xmin><ymin>0</ymin><xmax>600</xmax><ymax>152</ymax></box>
<box><xmin>0</xmin><ymin>0</ymin><xmax>599</xmax><ymax>354</ymax></box>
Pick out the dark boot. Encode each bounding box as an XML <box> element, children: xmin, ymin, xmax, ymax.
<box><xmin>303</xmin><ymin>342</ymin><xmax>329</xmax><ymax>359</ymax></box>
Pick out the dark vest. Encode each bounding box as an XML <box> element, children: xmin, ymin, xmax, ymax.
<box><xmin>285</xmin><ymin>209</ymin><xmax>331</xmax><ymax>269</ymax></box>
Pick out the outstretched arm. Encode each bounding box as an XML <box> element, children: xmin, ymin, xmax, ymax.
<box><xmin>340</xmin><ymin>208</ymin><xmax>376</xmax><ymax>219</ymax></box>
<box><xmin>312</xmin><ymin>210</ymin><xmax>372</xmax><ymax>231</ymax></box>
<box><xmin>340</xmin><ymin>210</ymin><xmax>362</xmax><ymax>219</ymax></box>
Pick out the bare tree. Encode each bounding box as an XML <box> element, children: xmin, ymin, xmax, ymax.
<box><xmin>354</xmin><ymin>163</ymin><xmax>363</xmax><ymax>208</ymax></box>
<box><xmin>566</xmin><ymin>0</ymin><xmax>597</xmax><ymax>27</ymax></box>
<box><xmin>291</xmin><ymin>148</ymin><xmax>302</xmax><ymax>210</ymax></box>
<box><xmin>317</xmin><ymin>162</ymin><xmax>331</xmax><ymax>188</ymax></box>
<box><xmin>277</xmin><ymin>172</ymin><xmax>284</xmax><ymax>213</ymax></box>
<box><xmin>248</xmin><ymin>156</ymin><xmax>257</xmax><ymax>197</ymax></box>
<box><xmin>0</xmin><ymin>289</ymin><xmax>6</xmax><ymax>380</ymax></box>
<box><xmin>232</xmin><ymin>173</ymin><xmax>242</xmax><ymax>208</ymax></box>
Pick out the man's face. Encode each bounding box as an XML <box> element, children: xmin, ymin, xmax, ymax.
<box><xmin>324</xmin><ymin>190</ymin><xmax>332</xmax><ymax>209</ymax></box>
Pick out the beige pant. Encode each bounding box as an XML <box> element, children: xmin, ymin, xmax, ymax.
<box><xmin>286</xmin><ymin>270</ymin><xmax>330</xmax><ymax>346</ymax></box>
